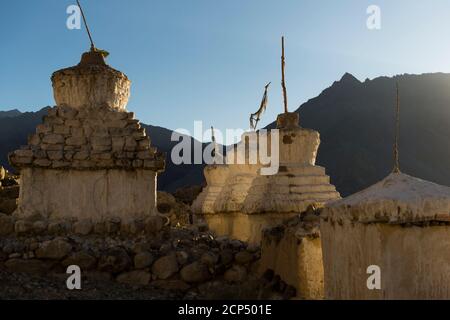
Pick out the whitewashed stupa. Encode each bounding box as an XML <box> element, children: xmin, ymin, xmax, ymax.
<box><xmin>192</xmin><ymin>112</ymin><xmax>340</xmax><ymax>244</ymax></box>
<box><xmin>9</xmin><ymin>49</ymin><xmax>165</xmax><ymax>222</ymax></box>
<box><xmin>193</xmin><ymin>38</ymin><xmax>339</xmax><ymax>244</ymax></box>
<box><xmin>321</xmin><ymin>172</ymin><xmax>450</xmax><ymax>299</ymax></box>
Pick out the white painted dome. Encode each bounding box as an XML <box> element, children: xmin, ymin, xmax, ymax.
<box><xmin>323</xmin><ymin>172</ymin><xmax>450</xmax><ymax>223</ymax></box>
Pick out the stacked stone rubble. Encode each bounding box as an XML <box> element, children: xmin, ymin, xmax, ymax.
<box><xmin>0</xmin><ymin>213</ymin><xmax>296</xmax><ymax>300</ymax></box>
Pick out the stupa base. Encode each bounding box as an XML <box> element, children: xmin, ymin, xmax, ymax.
<box><xmin>16</xmin><ymin>167</ymin><xmax>157</xmax><ymax>222</ymax></box>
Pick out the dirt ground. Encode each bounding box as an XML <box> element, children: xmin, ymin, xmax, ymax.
<box><xmin>0</xmin><ymin>268</ymin><xmax>182</xmax><ymax>300</ymax></box>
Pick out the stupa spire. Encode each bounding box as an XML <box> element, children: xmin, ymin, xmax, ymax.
<box><xmin>76</xmin><ymin>0</ymin><xmax>109</xmax><ymax>59</ymax></box>
<box><xmin>76</xmin><ymin>0</ymin><xmax>95</xmax><ymax>50</ymax></box>
<box><xmin>281</xmin><ymin>36</ymin><xmax>289</xmax><ymax>113</ymax></box>
<box><xmin>393</xmin><ymin>82</ymin><xmax>401</xmax><ymax>173</ymax></box>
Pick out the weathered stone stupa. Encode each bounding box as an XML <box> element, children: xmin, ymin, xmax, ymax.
<box><xmin>192</xmin><ymin>113</ymin><xmax>339</xmax><ymax>244</ymax></box>
<box><xmin>321</xmin><ymin>172</ymin><xmax>450</xmax><ymax>300</ymax></box>
<box><xmin>192</xmin><ymin>37</ymin><xmax>339</xmax><ymax>244</ymax></box>
<box><xmin>9</xmin><ymin>49</ymin><xmax>165</xmax><ymax>222</ymax></box>
<box><xmin>191</xmin><ymin>131</ymin><xmax>260</xmax><ymax>226</ymax></box>
<box><xmin>242</xmin><ymin>112</ymin><xmax>339</xmax><ymax>213</ymax></box>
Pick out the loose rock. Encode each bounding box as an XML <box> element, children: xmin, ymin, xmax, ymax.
<box><xmin>98</xmin><ymin>248</ymin><xmax>131</xmax><ymax>274</ymax></box>
<box><xmin>62</xmin><ymin>251</ymin><xmax>97</xmax><ymax>270</ymax></box>
<box><xmin>234</xmin><ymin>251</ymin><xmax>254</xmax><ymax>265</ymax></box>
<box><xmin>224</xmin><ymin>265</ymin><xmax>247</xmax><ymax>283</ymax></box>
<box><xmin>134</xmin><ymin>252</ymin><xmax>154</xmax><ymax>269</ymax></box>
<box><xmin>180</xmin><ymin>261</ymin><xmax>211</xmax><ymax>283</ymax></box>
<box><xmin>73</xmin><ymin>219</ymin><xmax>93</xmax><ymax>235</ymax></box>
<box><xmin>36</xmin><ymin>239</ymin><xmax>72</xmax><ymax>260</ymax></box>
<box><xmin>145</xmin><ymin>216</ymin><xmax>165</xmax><ymax>234</ymax></box>
<box><xmin>152</xmin><ymin>253</ymin><xmax>178</xmax><ymax>280</ymax></box>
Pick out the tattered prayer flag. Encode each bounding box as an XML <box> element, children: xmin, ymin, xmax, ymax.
<box><xmin>250</xmin><ymin>82</ymin><xmax>271</xmax><ymax>130</ymax></box>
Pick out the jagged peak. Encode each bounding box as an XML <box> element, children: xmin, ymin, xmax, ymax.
<box><xmin>339</xmin><ymin>72</ymin><xmax>361</xmax><ymax>84</ymax></box>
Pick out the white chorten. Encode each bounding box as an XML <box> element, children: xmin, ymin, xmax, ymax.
<box><xmin>321</xmin><ymin>172</ymin><xmax>450</xmax><ymax>299</ymax></box>
<box><xmin>9</xmin><ymin>49</ymin><xmax>165</xmax><ymax>222</ymax></box>
<box><xmin>192</xmin><ymin>112</ymin><xmax>340</xmax><ymax>244</ymax></box>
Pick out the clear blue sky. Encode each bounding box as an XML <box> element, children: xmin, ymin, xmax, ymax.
<box><xmin>1</xmin><ymin>0</ymin><xmax>450</xmax><ymax>139</ymax></box>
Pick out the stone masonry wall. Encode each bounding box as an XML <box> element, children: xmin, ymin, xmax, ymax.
<box><xmin>9</xmin><ymin>105</ymin><xmax>164</xmax><ymax>171</ymax></box>
<box><xmin>0</xmin><ymin>213</ymin><xmax>296</xmax><ymax>300</ymax></box>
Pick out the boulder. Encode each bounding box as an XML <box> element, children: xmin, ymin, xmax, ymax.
<box><xmin>134</xmin><ymin>251</ymin><xmax>154</xmax><ymax>269</ymax></box>
<box><xmin>201</xmin><ymin>252</ymin><xmax>219</xmax><ymax>266</ymax></box>
<box><xmin>15</xmin><ymin>220</ymin><xmax>33</xmax><ymax>234</ymax></box>
<box><xmin>152</xmin><ymin>253</ymin><xmax>178</xmax><ymax>280</ymax></box>
<box><xmin>132</xmin><ymin>242</ymin><xmax>151</xmax><ymax>254</ymax></box>
<box><xmin>48</xmin><ymin>220</ymin><xmax>71</xmax><ymax>235</ymax></box>
<box><xmin>224</xmin><ymin>265</ymin><xmax>248</xmax><ymax>283</ymax></box>
<box><xmin>176</xmin><ymin>250</ymin><xmax>189</xmax><ymax>266</ymax></box>
<box><xmin>36</xmin><ymin>239</ymin><xmax>72</xmax><ymax>259</ymax></box>
<box><xmin>73</xmin><ymin>219</ymin><xmax>93</xmax><ymax>235</ymax></box>
<box><xmin>121</xmin><ymin>219</ymin><xmax>144</xmax><ymax>235</ymax></box>
<box><xmin>98</xmin><ymin>247</ymin><xmax>131</xmax><ymax>274</ymax></box>
<box><xmin>157</xmin><ymin>191</ymin><xmax>191</xmax><ymax>226</ymax></box>
<box><xmin>180</xmin><ymin>261</ymin><xmax>211</xmax><ymax>283</ymax></box>
<box><xmin>32</xmin><ymin>221</ymin><xmax>48</xmax><ymax>235</ymax></box>
<box><xmin>145</xmin><ymin>216</ymin><xmax>165</xmax><ymax>234</ymax></box>
<box><xmin>62</xmin><ymin>251</ymin><xmax>97</xmax><ymax>270</ymax></box>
